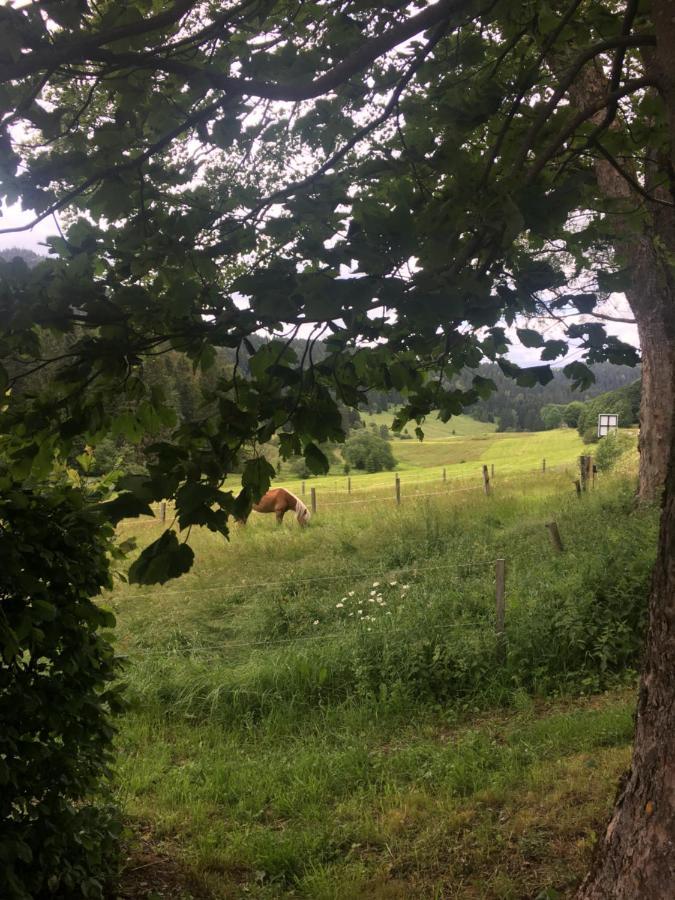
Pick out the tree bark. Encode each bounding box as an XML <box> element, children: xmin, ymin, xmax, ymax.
<box><xmin>555</xmin><ymin>6</ymin><xmax>675</xmax><ymax>501</ymax></box>
<box><xmin>627</xmin><ymin>236</ymin><xmax>675</xmax><ymax>502</ymax></box>
<box><xmin>577</xmin><ymin>358</ymin><xmax>675</xmax><ymax>899</ymax></box>
<box><xmin>576</xmin><ymin>3</ymin><xmax>675</xmax><ymax>894</ymax></box>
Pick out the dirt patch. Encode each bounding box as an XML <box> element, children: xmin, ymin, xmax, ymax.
<box><xmin>114</xmin><ymin>827</ymin><xmax>214</xmax><ymax>900</ymax></box>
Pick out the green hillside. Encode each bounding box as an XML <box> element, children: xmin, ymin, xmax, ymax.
<box><xmin>361</xmin><ymin>410</ymin><xmax>498</xmax><ymax>439</ymax></box>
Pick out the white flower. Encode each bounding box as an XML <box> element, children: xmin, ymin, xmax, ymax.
<box><xmin>348</xmin><ymin>612</ymin><xmax>354</xmax><ymax>617</ymax></box>
<box><xmin>357</xmin><ymin>609</ymin><xmax>363</xmax><ymax>616</ymax></box>
<box><xmin>368</xmin><ymin>597</ymin><xmax>375</xmax><ymax>603</ymax></box>
<box><xmin>348</xmin><ymin>591</ymin><xmax>355</xmax><ymax>597</ymax></box>
<box><xmin>386</xmin><ymin>611</ymin><xmax>391</xmax><ymax>615</ymax></box>
<box><xmin>369</xmin><ymin>590</ymin><xmax>376</xmax><ymax>596</ymax></box>
<box><xmin>367</xmin><ymin>627</ymin><xmax>372</xmax><ymax>632</ymax></box>
<box><xmin>336</xmin><ymin>602</ymin><xmax>344</xmax><ymax>608</ymax></box>
<box><xmin>340</xmin><ymin>597</ymin><xmax>347</xmax><ymax>602</ymax></box>
<box><xmin>313</xmin><ymin>620</ymin><xmax>319</xmax><ymax>625</ymax></box>
<box><xmin>401</xmin><ymin>584</ymin><xmax>410</xmax><ymax>590</ymax></box>
<box><xmin>372</xmin><ymin>581</ymin><xmax>380</xmax><ymax>588</ymax></box>
<box><xmin>389</xmin><ymin>581</ymin><xmax>397</xmax><ymax>587</ymax></box>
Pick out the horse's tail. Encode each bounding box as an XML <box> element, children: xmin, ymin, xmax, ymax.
<box><xmin>292</xmin><ymin>494</ymin><xmax>311</xmax><ymax>526</ymax></box>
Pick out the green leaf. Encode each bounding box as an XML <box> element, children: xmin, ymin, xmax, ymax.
<box><xmin>304</xmin><ymin>443</ymin><xmax>329</xmax><ymax>475</ymax></box>
<box><xmin>128</xmin><ymin>530</ymin><xmax>195</xmax><ymax>585</ymax></box>
<box><xmin>515</xmin><ymin>365</ymin><xmax>554</xmax><ymax>387</ymax></box>
<box><xmin>242</xmin><ymin>457</ymin><xmax>275</xmax><ymax>498</ymax></box>
<box><xmin>541</xmin><ymin>340</ymin><xmax>568</xmax><ymax>361</ymax></box>
<box><xmin>99</xmin><ymin>493</ymin><xmax>154</xmax><ymax>525</ymax></box>
<box><xmin>516</xmin><ymin>328</ymin><xmax>545</xmax><ymax>348</ymax></box>
<box><xmin>563</xmin><ymin>360</ymin><xmax>596</xmax><ymax>391</ymax></box>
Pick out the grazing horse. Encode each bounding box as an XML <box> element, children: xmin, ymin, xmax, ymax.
<box><xmin>241</xmin><ymin>488</ymin><xmax>311</xmax><ymax>527</ymax></box>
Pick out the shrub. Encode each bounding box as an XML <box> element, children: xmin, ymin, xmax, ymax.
<box><xmin>595</xmin><ymin>431</ymin><xmax>633</xmax><ymax>472</ymax></box>
<box><xmin>540</xmin><ymin>404</ymin><xmax>565</xmax><ymax>430</ymax></box>
<box><xmin>0</xmin><ymin>479</ymin><xmax>123</xmax><ymax>899</ymax></box>
<box><xmin>342</xmin><ymin>432</ymin><xmax>397</xmax><ymax>472</ymax></box>
<box><xmin>577</xmin><ymin>379</ymin><xmax>641</xmax><ymax>438</ymax></box>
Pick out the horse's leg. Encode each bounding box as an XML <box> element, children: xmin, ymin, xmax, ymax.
<box><xmin>275</xmin><ymin>507</ymin><xmax>286</xmax><ymax>526</ymax></box>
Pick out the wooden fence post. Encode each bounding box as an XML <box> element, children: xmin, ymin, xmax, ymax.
<box><xmin>482</xmin><ymin>464</ymin><xmax>491</xmax><ymax>496</ymax></box>
<box><xmin>579</xmin><ymin>455</ymin><xmax>592</xmax><ymax>492</ymax></box>
<box><xmin>347</xmin><ymin>476</ymin><xmax>351</xmax><ymax>494</ymax></box>
<box><xmin>395</xmin><ymin>474</ymin><xmax>401</xmax><ymax>506</ymax></box>
<box><xmin>575</xmin><ymin>479</ymin><xmax>582</xmax><ymax>498</ymax></box>
<box><xmin>495</xmin><ymin>559</ymin><xmax>506</xmax><ymax>662</ymax></box>
<box><xmin>310</xmin><ymin>487</ymin><xmax>317</xmax><ymax>514</ymax></box>
<box><xmin>491</xmin><ymin>463</ymin><xmax>495</xmax><ymax>479</ymax></box>
<box><xmin>302</xmin><ymin>479</ymin><xmax>306</xmax><ymax>496</ymax></box>
<box><xmin>542</xmin><ymin>458</ymin><xmax>546</xmax><ymax>473</ymax></box>
<box><xmin>443</xmin><ymin>467</ymin><xmax>446</xmax><ymax>483</ymax></box>
<box><xmin>546</xmin><ymin>521</ymin><xmax>564</xmax><ymax>553</ymax></box>
<box><xmin>160</xmin><ymin>501</ymin><xmax>166</xmax><ymax>523</ymax></box>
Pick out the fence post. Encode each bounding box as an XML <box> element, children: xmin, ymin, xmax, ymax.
<box><xmin>495</xmin><ymin>559</ymin><xmax>506</xmax><ymax>662</ymax></box>
<box><xmin>443</xmin><ymin>467</ymin><xmax>446</xmax><ymax>483</ymax></box>
<box><xmin>542</xmin><ymin>458</ymin><xmax>546</xmax><ymax>473</ymax></box>
<box><xmin>160</xmin><ymin>501</ymin><xmax>166</xmax><ymax>523</ymax></box>
<box><xmin>347</xmin><ymin>476</ymin><xmax>351</xmax><ymax>494</ymax></box>
<box><xmin>575</xmin><ymin>479</ymin><xmax>582</xmax><ymax>498</ymax></box>
<box><xmin>395</xmin><ymin>474</ymin><xmax>401</xmax><ymax>506</ymax></box>
<box><xmin>579</xmin><ymin>456</ymin><xmax>593</xmax><ymax>492</ymax></box>
<box><xmin>491</xmin><ymin>463</ymin><xmax>495</xmax><ymax>479</ymax></box>
<box><xmin>546</xmin><ymin>521</ymin><xmax>564</xmax><ymax>553</ymax></box>
<box><xmin>482</xmin><ymin>464</ymin><xmax>491</xmax><ymax>496</ymax></box>
<box><xmin>311</xmin><ymin>487</ymin><xmax>317</xmax><ymax>514</ymax></box>
<box><xmin>302</xmin><ymin>480</ymin><xmax>306</xmax><ymax>496</ymax></box>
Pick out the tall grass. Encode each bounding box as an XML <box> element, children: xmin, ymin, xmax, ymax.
<box><xmin>109</xmin><ymin>446</ymin><xmax>657</xmax><ymax>897</ymax></box>
<box><xmin>111</xmin><ymin>472</ymin><xmax>655</xmax><ymax>727</ymax></box>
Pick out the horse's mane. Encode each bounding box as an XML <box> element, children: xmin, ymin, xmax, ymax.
<box><xmin>288</xmin><ymin>492</ymin><xmax>310</xmax><ymax>523</ymax></box>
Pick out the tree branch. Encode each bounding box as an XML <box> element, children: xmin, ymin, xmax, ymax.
<box><xmin>3</xmin><ymin>0</ymin><xmax>473</xmax><ymax>101</ymax></box>
<box><xmin>514</xmin><ymin>33</ymin><xmax>656</xmax><ymax>172</ymax></box>
<box><xmin>525</xmin><ymin>77</ymin><xmax>657</xmax><ymax>184</ymax></box>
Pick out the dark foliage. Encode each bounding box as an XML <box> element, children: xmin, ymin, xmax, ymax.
<box><xmin>0</xmin><ymin>478</ymin><xmax>123</xmax><ymax>899</ymax></box>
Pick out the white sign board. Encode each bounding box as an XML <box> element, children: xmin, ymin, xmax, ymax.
<box><xmin>598</xmin><ymin>414</ymin><xmax>619</xmax><ymax>437</ymax></box>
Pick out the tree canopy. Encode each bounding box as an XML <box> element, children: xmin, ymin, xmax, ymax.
<box><xmin>1</xmin><ymin>3</ymin><xmax>674</xmax><ymax>897</ymax></box>
<box><xmin>0</xmin><ymin>0</ymin><xmax>665</xmax><ymax>584</ymax></box>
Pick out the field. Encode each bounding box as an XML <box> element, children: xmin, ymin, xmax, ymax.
<box><xmin>277</xmin><ymin>425</ymin><xmax>584</xmax><ymax>495</ymax></box>
<box><xmin>361</xmin><ymin>410</ymin><xmax>498</xmax><ymax>440</ymax></box>
<box><xmin>109</xmin><ymin>428</ymin><xmax>654</xmax><ymax>899</ymax></box>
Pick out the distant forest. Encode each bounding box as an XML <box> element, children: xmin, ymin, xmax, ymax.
<box><xmin>3</xmin><ymin>247</ymin><xmax>640</xmax><ymax>438</ymax></box>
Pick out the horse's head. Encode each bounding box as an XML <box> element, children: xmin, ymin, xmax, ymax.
<box><xmin>296</xmin><ymin>502</ymin><xmax>311</xmax><ymax>527</ymax></box>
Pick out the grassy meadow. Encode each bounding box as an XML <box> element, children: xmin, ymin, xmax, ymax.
<box><xmin>109</xmin><ymin>427</ymin><xmax>656</xmax><ymax>899</ymax></box>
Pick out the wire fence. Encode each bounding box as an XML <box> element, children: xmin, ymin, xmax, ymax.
<box><xmin>118</xmin><ymin>619</ymin><xmax>490</xmax><ymax>658</ymax></box>
<box><xmin>130</xmin><ymin>461</ymin><xmax>574</xmax><ymax>525</ymax></box>
<box><xmin>112</xmin><ymin>557</ymin><xmax>495</xmax><ymax>602</ymax></box>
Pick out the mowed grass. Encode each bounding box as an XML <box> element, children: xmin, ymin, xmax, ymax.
<box><xmin>109</xmin><ymin>431</ymin><xmax>653</xmax><ymax>898</ymax></box>
<box><xmin>274</xmin><ymin>426</ymin><xmax>585</xmax><ymax>495</ymax></box>
<box><xmin>361</xmin><ymin>410</ymin><xmax>498</xmax><ymax>439</ymax></box>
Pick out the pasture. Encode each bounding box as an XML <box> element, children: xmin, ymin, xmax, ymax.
<box><xmin>109</xmin><ymin>428</ymin><xmax>655</xmax><ymax>898</ymax></box>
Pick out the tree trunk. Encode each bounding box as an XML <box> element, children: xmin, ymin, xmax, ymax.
<box><xmin>627</xmin><ymin>238</ymin><xmax>675</xmax><ymax>502</ymax></box>
<box><xmin>576</xmin><ymin>361</ymin><xmax>675</xmax><ymax>898</ymax></box>
<box><xmin>556</xmin><ymin>13</ymin><xmax>675</xmax><ymax>502</ymax></box>
<box><xmin>577</xmin><ymin>5</ymin><xmax>675</xmax><ymax>893</ymax></box>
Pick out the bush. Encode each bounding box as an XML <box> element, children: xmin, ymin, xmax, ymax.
<box><xmin>595</xmin><ymin>431</ymin><xmax>633</xmax><ymax>472</ymax></box>
<box><xmin>342</xmin><ymin>432</ymin><xmax>397</xmax><ymax>472</ymax></box>
<box><xmin>0</xmin><ymin>479</ymin><xmax>123</xmax><ymax>899</ymax></box>
<box><xmin>540</xmin><ymin>404</ymin><xmax>565</xmax><ymax>430</ymax></box>
<box><xmin>577</xmin><ymin>379</ymin><xmax>641</xmax><ymax>438</ymax></box>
